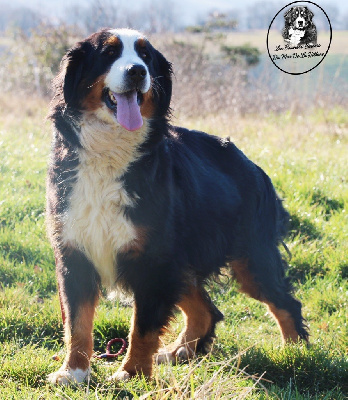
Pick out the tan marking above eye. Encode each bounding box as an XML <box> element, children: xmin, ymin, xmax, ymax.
<box><xmin>136</xmin><ymin>37</ymin><xmax>147</xmax><ymax>48</ymax></box>
<box><xmin>105</xmin><ymin>36</ymin><xmax>120</xmax><ymax>46</ymax></box>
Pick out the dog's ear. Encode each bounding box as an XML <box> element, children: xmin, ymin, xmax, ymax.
<box><xmin>150</xmin><ymin>46</ymin><xmax>173</xmax><ymax>117</ymax></box>
<box><xmin>305</xmin><ymin>7</ymin><xmax>314</xmax><ymax>20</ymax></box>
<box><xmin>61</xmin><ymin>42</ymin><xmax>92</xmax><ymax>107</ymax></box>
<box><xmin>284</xmin><ymin>7</ymin><xmax>294</xmax><ymax>22</ymax></box>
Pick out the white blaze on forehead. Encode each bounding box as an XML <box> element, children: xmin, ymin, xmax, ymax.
<box><xmin>108</xmin><ymin>28</ymin><xmax>146</xmax><ymax>40</ymax></box>
<box><xmin>104</xmin><ymin>29</ymin><xmax>151</xmax><ymax>94</ymax></box>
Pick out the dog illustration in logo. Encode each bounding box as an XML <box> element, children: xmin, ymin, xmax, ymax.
<box><xmin>282</xmin><ymin>6</ymin><xmax>317</xmax><ymax>46</ymax></box>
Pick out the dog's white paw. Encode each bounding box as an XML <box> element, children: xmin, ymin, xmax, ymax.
<box><xmin>156</xmin><ymin>345</ymin><xmax>194</xmax><ymax>365</ymax></box>
<box><xmin>155</xmin><ymin>350</ymin><xmax>176</xmax><ymax>364</ymax></box>
<box><xmin>47</xmin><ymin>367</ymin><xmax>89</xmax><ymax>386</ymax></box>
<box><xmin>176</xmin><ymin>346</ymin><xmax>193</xmax><ymax>361</ymax></box>
<box><xmin>108</xmin><ymin>369</ymin><xmax>131</xmax><ymax>382</ymax></box>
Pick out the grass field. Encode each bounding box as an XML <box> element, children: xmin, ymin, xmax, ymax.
<box><xmin>0</xmin><ymin>96</ymin><xmax>347</xmax><ymax>399</ymax></box>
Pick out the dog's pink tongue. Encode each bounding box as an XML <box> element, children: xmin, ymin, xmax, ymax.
<box><xmin>114</xmin><ymin>91</ymin><xmax>143</xmax><ymax>131</ymax></box>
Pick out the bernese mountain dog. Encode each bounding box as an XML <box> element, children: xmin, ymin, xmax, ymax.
<box><xmin>47</xmin><ymin>28</ymin><xmax>308</xmax><ymax>385</ymax></box>
<box><xmin>282</xmin><ymin>6</ymin><xmax>317</xmax><ymax>46</ymax></box>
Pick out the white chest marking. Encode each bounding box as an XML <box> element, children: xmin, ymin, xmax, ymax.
<box><xmin>61</xmin><ymin>113</ymin><xmax>148</xmax><ymax>289</ymax></box>
<box><xmin>62</xmin><ymin>162</ymin><xmax>136</xmax><ymax>289</ymax></box>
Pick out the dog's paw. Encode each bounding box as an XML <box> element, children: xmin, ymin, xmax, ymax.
<box><xmin>156</xmin><ymin>345</ymin><xmax>194</xmax><ymax>365</ymax></box>
<box><xmin>155</xmin><ymin>350</ymin><xmax>176</xmax><ymax>364</ymax></box>
<box><xmin>47</xmin><ymin>367</ymin><xmax>89</xmax><ymax>386</ymax></box>
<box><xmin>108</xmin><ymin>369</ymin><xmax>131</xmax><ymax>382</ymax></box>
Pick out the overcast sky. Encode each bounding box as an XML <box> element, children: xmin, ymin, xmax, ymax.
<box><xmin>7</xmin><ymin>0</ymin><xmax>348</xmax><ymax>15</ymax></box>
<box><xmin>3</xmin><ymin>0</ymin><xmax>347</xmax><ymax>28</ymax></box>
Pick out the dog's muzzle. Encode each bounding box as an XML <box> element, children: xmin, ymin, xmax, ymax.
<box><xmin>103</xmin><ymin>64</ymin><xmax>149</xmax><ymax>131</ymax></box>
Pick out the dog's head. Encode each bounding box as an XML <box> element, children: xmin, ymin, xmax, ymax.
<box><xmin>51</xmin><ymin>29</ymin><xmax>172</xmax><ymax>138</ymax></box>
<box><xmin>284</xmin><ymin>6</ymin><xmax>314</xmax><ymax>30</ymax></box>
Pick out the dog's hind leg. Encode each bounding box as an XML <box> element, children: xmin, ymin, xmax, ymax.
<box><xmin>156</xmin><ymin>285</ymin><xmax>223</xmax><ymax>364</ymax></box>
<box><xmin>47</xmin><ymin>248</ymin><xmax>100</xmax><ymax>385</ymax></box>
<box><xmin>230</xmin><ymin>254</ymin><xmax>309</xmax><ymax>344</ymax></box>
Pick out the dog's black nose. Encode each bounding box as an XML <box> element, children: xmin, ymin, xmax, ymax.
<box><xmin>298</xmin><ymin>21</ymin><xmax>303</xmax><ymax>26</ymax></box>
<box><xmin>127</xmin><ymin>64</ymin><xmax>147</xmax><ymax>84</ymax></box>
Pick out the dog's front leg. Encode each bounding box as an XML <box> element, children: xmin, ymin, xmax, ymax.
<box><xmin>110</xmin><ymin>284</ymin><xmax>177</xmax><ymax>382</ymax></box>
<box><xmin>48</xmin><ymin>248</ymin><xmax>100</xmax><ymax>385</ymax></box>
<box><xmin>110</xmin><ymin>304</ymin><xmax>162</xmax><ymax>381</ymax></box>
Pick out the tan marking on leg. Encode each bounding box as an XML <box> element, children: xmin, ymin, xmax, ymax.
<box><xmin>230</xmin><ymin>259</ymin><xmax>263</xmax><ymax>300</ymax></box>
<box><xmin>112</xmin><ymin>306</ymin><xmax>160</xmax><ymax>380</ymax></box>
<box><xmin>48</xmin><ymin>299</ymin><xmax>97</xmax><ymax>385</ymax></box>
<box><xmin>267</xmin><ymin>303</ymin><xmax>300</xmax><ymax>343</ymax></box>
<box><xmin>230</xmin><ymin>260</ymin><xmax>301</xmax><ymax>343</ymax></box>
<box><xmin>57</xmin><ymin>281</ymin><xmax>66</xmax><ymax>326</ymax></box>
<box><xmin>176</xmin><ymin>286</ymin><xmax>213</xmax><ymax>349</ymax></box>
<box><xmin>64</xmin><ymin>300</ymin><xmax>97</xmax><ymax>371</ymax></box>
<box><xmin>157</xmin><ymin>286</ymin><xmax>214</xmax><ymax>364</ymax></box>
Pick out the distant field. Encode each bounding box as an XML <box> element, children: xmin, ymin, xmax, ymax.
<box><xmin>0</xmin><ymin>29</ymin><xmax>347</xmax><ymax>112</ymax></box>
<box><xmin>1</xmin><ymin>29</ymin><xmax>347</xmax><ymax>54</ymax></box>
<box><xmin>170</xmin><ymin>30</ymin><xmax>348</xmax><ymax>55</ymax></box>
<box><xmin>154</xmin><ymin>30</ymin><xmax>348</xmax><ymax>98</ymax></box>
<box><xmin>0</xmin><ymin>94</ymin><xmax>347</xmax><ymax>398</ymax></box>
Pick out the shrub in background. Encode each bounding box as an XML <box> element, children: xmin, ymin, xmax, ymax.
<box><xmin>0</xmin><ymin>24</ymin><xmax>79</xmax><ymax>96</ymax></box>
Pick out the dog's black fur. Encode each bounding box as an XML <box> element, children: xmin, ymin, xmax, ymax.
<box><xmin>47</xmin><ymin>29</ymin><xmax>308</xmax><ymax>383</ymax></box>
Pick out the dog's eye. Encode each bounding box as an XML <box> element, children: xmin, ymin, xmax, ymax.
<box><xmin>139</xmin><ymin>49</ymin><xmax>150</xmax><ymax>61</ymax></box>
<box><xmin>104</xmin><ymin>47</ymin><xmax>118</xmax><ymax>57</ymax></box>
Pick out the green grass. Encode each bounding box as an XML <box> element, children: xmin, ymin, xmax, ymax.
<box><xmin>0</xmin><ymin>98</ymin><xmax>347</xmax><ymax>398</ymax></box>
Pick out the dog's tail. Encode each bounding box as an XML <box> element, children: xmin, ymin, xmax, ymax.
<box><xmin>252</xmin><ymin>166</ymin><xmax>289</xmax><ymax>241</ymax></box>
